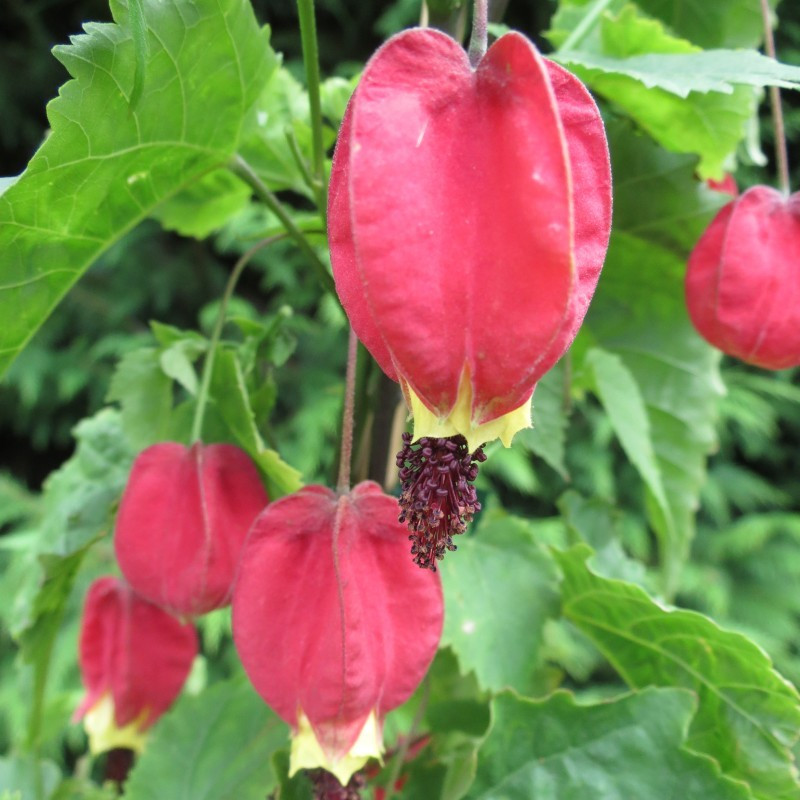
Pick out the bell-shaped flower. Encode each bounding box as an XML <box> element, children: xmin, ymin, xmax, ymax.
<box><xmin>329</xmin><ymin>28</ymin><xmax>611</xmax><ymax>452</ymax></box>
<box><xmin>686</xmin><ymin>185</ymin><xmax>800</xmax><ymax>369</ymax></box>
<box><xmin>114</xmin><ymin>442</ymin><xmax>268</xmax><ymax>616</ymax></box>
<box><xmin>231</xmin><ymin>482</ymin><xmax>443</xmax><ymax>786</ymax></box>
<box><xmin>74</xmin><ymin>576</ymin><xmax>197</xmax><ymax>754</ymax></box>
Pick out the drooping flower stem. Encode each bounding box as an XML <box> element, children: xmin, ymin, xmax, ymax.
<box><xmin>296</xmin><ymin>0</ymin><xmax>328</xmax><ymax>221</ymax></box>
<box><xmin>191</xmin><ymin>234</ymin><xmax>286</xmax><ymax>443</ymax></box>
<box><xmin>468</xmin><ymin>0</ymin><xmax>489</xmax><ymax>68</ymax></box>
<box><xmin>760</xmin><ymin>0</ymin><xmax>791</xmax><ymax>195</ymax></box>
<box><xmin>337</xmin><ymin>326</ymin><xmax>359</xmax><ymax>493</ymax></box>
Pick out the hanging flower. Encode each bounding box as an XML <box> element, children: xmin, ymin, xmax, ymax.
<box><xmin>328</xmin><ymin>28</ymin><xmax>611</xmax><ymax>452</ymax></box>
<box><xmin>685</xmin><ymin>185</ymin><xmax>800</xmax><ymax>370</ymax></box>
<box><xmin>114</xmin><ymin>442</ymin><xmax>268</xmax><ymax>616</ymax></box>
<box><xmin>232</xmin><ymin>482</ymin><xmax>443</xmax><ymax>786</ymax></box>
<box><xmin>74</xmin><ymin>576</ymin><xmax>197</xmax><ymax>754</ymax></box>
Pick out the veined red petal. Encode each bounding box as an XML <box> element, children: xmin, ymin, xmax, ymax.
<box><xmin>75</xmin><ymin>577</ymin><xmax>197</xmax><ymax>728</ymax></box>
<box><xmin>686</xmin><ymin>186</ymin><xmax>800</xmax><ymax>370</ymax></box>
<box><xmin>232</xmin><ymin>482</ymin><xmax>443</xmax><ymax>762</ymax></box>
<box><xmin>332</xmin><ymin>29</ymin><xmax>577</xmax><ymax>424</ymax></box>
<box><xmin>114</xmin><ymin>442</ymin><xmax>268</xmax><ymax>616</ymax></box>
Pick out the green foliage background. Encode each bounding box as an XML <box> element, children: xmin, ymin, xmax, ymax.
<box><xmin>3</xmin><ymin>0</ymin><xmax>800</xmax><ymax>798</ymax></box>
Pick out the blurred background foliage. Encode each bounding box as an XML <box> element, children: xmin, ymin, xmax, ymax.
<box><xmin>3</xmin><ymin>0</ymin><xmax>800</xmax><ymax>795</ymax></box>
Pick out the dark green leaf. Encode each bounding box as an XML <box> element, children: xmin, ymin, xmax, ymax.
<box><xmin>555</xmin><ymin>546</ymin><xmax>800</xmax><ymax>799</ymax></box>
<box><xmin>469</xmin><ymin>688</ymin><xmax>754</xmax><ymax>799</ymax></box>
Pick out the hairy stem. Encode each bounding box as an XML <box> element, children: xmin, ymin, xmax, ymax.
<box><xmin>468</xmin><ymin>0</ymin><xmax>489</xmax><ymax>67</ymax></box>
<box><xmin>760</xmin><ymin>0</ymin><xmax>791</xmax><ymax>194</ymax></box>
<box><xmin>337</xmin><ymin>327</ymin><xmax>359</xmax><ymax>493</ymax></box>
<box><xmin>191</xmin><ymin>235</ymin><xmax>287</xmax><ymax>443</ymax></box>
<box><xmin>229</xmin><ymin>155</ymin><xmax>336</xmax><ymax>295</ymax></box>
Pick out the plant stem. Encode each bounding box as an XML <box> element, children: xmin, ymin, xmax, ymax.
<box><xmin>337</xmin><ymin>327</ymin><xmax>358</xmax><ymax>493</ymax></box>
<box><xmin>468</xmin><ymin>0</ymin><xmax>488</xmax><ymax>67</ymax></box>
<box><xmin>297</xmin><ymin>0</ymin><xmax>328</xmax><ymax>220</ymax></box>
<box><xmin>760</xmin><ymin>0</ymin><xmax>791</xmax><ymax>195</ymax></box>
<box><xmin>229</xmin><ymin>154</ymin><xmax>336</xmax><ymax>295</ymax></box>
<box><xmin>190</xmin><ymin>234</ymin><xmax>286</xmax><ymax>443</ymax></box>
<box><xmin>557</xmin><ymin>0</ymin><xmax>615</xmax><ymax>53</ymax></box>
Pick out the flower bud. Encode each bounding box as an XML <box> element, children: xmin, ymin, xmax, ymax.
<box><xmin>232</xmin><ymin>482</ymin><xmax>443</xmax><ymax>785</ymax></box>
<box><xmin>329</xmin><ymin>29</ymin><xmax>611</xmax><ymax>451</ymax></box>
<box><xmin>686</xmin><ymin>185</ymin><xmax>800</xmax><ymax>370</ymax></box>
<box><xmin>74</xmin><ymin>576</ymin><xmax>197</xmax><ymax>753</ymax></box>
<box><xmin>114</xmin><ymin>442</ymin><xmax>268</xmax><ymax>616</ymax></box>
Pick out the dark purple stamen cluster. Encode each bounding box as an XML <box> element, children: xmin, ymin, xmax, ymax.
<box><xmin>307</xmin><ymin>769</ymin><xmax>365</xmax><ymax>800</ymax></box>
<box><xmin>396</xmin><ymin>432</ymin><xmax>487</xmax><ymax>571</ymax></box>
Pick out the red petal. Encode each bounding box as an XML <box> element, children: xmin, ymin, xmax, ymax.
<box><xmin>115</xmin><ymin>442</ymin><xmax>268</xmax><ymax>616</ymax></box>
<box><xmin>686</xmin><ymin>186</ymin><xmax>800</xmax><ymax>369</ymax></box>
<box><xmin>75</xmin><ymin>577</ymin><xmax>197</xmax><ymax>728</ymax></box>
<box><xmin>232</xmin><ymin>482</ymin><xmax>443</xmax><ymax>761</ymax></box>
<box><xmin>333</xmin><ymin>29</ymin><xmax>578</xmax><ymax>422</ymax></box>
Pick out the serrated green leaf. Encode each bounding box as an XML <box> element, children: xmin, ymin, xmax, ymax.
<box><xmin>159</xmin><ymin>342</ymin><xmax>199</xmax><ymax>396</ymax></box>
<box><xmin>521</xmin><ymin>361</ymin><xmax>568</xmax><ymax>478</ymax></box>
<box><xmin>0</xmin><ymin>0</ymin><xmax>270</xmax><ymax>377</ymax></box>
<box><xmin>555</xmin><ymin>546</ymin><xmax>800</xmax><ymax>799</ymax></box>
<box><xmin>584</xmin><ymin>231</ymin><xmax>723</xmax><ymax>594</ymax></box>
<box><xmin>469</xmin><ymin>688</ymin><xmax>754</xmax><ymax>799</ymax></box>
<box><xmin>107</xmin><ymin>348</ymin><xmax>172</xmax><ymax>449</ymax></box>
<box><xmin>440</xmin><ymin>513</ymin><xmax>560</xmax><ymax>694</ymax></box>
<box><xmin>123</xmin><ymin>678</ymin><xmax>289</xmax><ymax>800</ymax></box>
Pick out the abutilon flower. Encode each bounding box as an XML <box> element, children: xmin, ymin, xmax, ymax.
<box><xmin>114</xmin><ymin>442</ymin><xmax>268</xmax><ymax>616</ymax></box>
<box><xmin>74</xmin><ymin>576</ymin><xmax>197</xmax><ymax>754</ymax></box>
<box><xmin>685</xmin><ymin>186</ymin><xmax>800</xmax><ymax>369</ymax></box>
<box><xmin>329</xmin><ymin>28</ymin><xmax>612</xmax><ymax>452</ymax></box>
<box><xmin>232</xmin><ymin>482</ymin><xmax>443</xmax><ymax>786</ymax></box>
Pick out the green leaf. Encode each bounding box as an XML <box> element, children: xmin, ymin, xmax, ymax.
<box><xmin>107</xmin><ymin>348</ymin><xmax>172</xmax><ymax>449</ymax></box>
<box><xmin>521</xmin><ymin>361</ymin><xmax>568</xmax><ymax>478</ymax></box>
<box><xmin>123</xmin><ymin>678</ymin><xmax>289</xmax><ymax>800</ymax></box>
<box><xmin>209</xmin><ymin>347</ymin><xmax>303</xmax><ymax>497</ymax></box>
<box><xmin>557</xmin><ymin>49</ymin><xmax>800</xmax><ymax>96</ymax></box>
<box><xmin>607</xmin><ymin>118</ymin><xmax>727</xmax><ymax>255</ymax></box>
<box><xmin>0</xmin><ymin>0</ymin><xmax>270</xmax><ymax>376</ymax></box>
<box><xmin>127</xmin><ymin>0</ymin><xmax>148</xmax><ymax>111</ymax></box>
<box><xmin>584</xmin><ymin>231</ymin><xmax>723</xmax><ymax>594</ymax></box>
<box><xmin>554</xmin><ymin>546</ymin><xmax>800</xmax><ymax>799</ymax></box>
<box><xmin>440</xmin><ymin>512</ymin><xmax>560</xmax><ymax>694</ymax></box>
<box><xmin>469</xmin><ymin>688</ymin><xmax>754</xmax><ymax>799</ymax></box>
<box><xmin>0</xmin><ymin>755</ymin><xmax>61</xmax><ymax>800</ymax></box>
<box><xmin>151</xmin><ymin>169</ymin><xmax>251</xmax><ymax>239</ymax></box>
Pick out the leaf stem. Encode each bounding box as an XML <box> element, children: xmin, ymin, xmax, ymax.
<box><xmin>190</xmin><ymin>234</ymin><xmax>287</xmax><ymax>443</ymax></box>
<box><xmin>468</xmin><ymin>0</ymin><xmax>489</xmax><ymax>68</ymax></box>
<box><xmin>229</xmin><ymin>155</ymin><xmax>336</xmax><ymax>295</ymax></box>
<box><xmin>760</xmin><ymin>0</ymin><xmax>791</xmax><ymax>195</ymax></box>
<box><xmin>337</xmin><ymin>327</ymin><xmax>359</xmax><ymax>493</ymax></box>
<box><xmin>296</xmin><ymin>0</ymin><xmax>328</xmax><ymax>219</ymax></box>
<box><xmin>384</xmin><ymin>676</ymin><xmax>431</xmax><ymax>799</ymax></box>
<box><xmin>557</xmin><ymin>0</ymin><xmax>616</xmax><ymax>53</ymax></box>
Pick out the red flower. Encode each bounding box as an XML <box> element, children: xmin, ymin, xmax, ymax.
<box><xmin>706</xmin><ymin>173</ymin><xmax>738</xmax><ymax>197</ymax></box>
<box><xmin>232</xmin><ymin>482</ymin><xmax>443</xmax><ymax>785</ymax></box>
<box><xmin>114</xmin><ymin>442</ymin><xmax>268</xmax><ymax>616</ymax></box>
<box><xmin>686</xmin><ymin>186</ymin><xmax>800</xmax><ymax>370</ymax></box>
<box><xmin>74</xmin><ymin>576</ymin><xmax>197</xmax><ymax>753</ymax></box>
<box><xmin>329</xmin><ymin>28</ymin><xmax>611</xmax><ymax>451</ymax></box>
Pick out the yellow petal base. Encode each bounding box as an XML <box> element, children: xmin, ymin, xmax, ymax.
<box><xmin>289</xmin><ymin>710</ymin><xmax>383</xmax><ymax>786</ymax></box>
<box><xmin>83</xmin><ymin>693</ymin><xmax>149</xmax><ymax>755</ymax></box>
<box><xmin>405</xmin><ymin>370</ymin><xmax>532</xmax><ymax>452</ymax></box>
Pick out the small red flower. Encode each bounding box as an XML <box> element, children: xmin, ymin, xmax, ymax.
<box><xmin>329</xmin><ymin>28</ymin><xmax>611</xmax><ymax>451</ymax></box>
<box><xmin>232</xmin><ymin>482</ymin><xmax>443</xmax><ymax>785</ymax></box>
<box><xmin>74</xmin><ymin>576</ymin><xmax>197</xmax><ymax>753</ymax></box>
<box><xmin>686</xmin><ymin>186</ymin><xmax>800</xmax><ymax>370</ymax></box>
<box><xmin>114</xmin><ymin>442</ymin><xmax>268</xmax><ymax>616</ymax></box>
<box><xmin>706</xmin><ymin>173</ymin><xmax>738</xmax><ymax>197</ymax></box>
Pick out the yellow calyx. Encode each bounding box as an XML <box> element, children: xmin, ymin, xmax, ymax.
<box><xmin>289</xmin><ymin>710</ymin><xmax>383</xmax><ymax>786</ymax></box>
<box><xmin>82</xmin><ymin>693</ymin><xmax>149</xmax><ymax>755</ymax></box>
<box><xmin>405</xmin><ymin>369</ymin><xmax>532</xmax><ymax>452</ymax></box>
